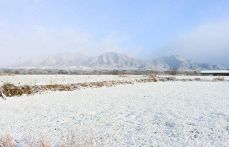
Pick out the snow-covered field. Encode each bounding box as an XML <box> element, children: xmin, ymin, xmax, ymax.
<box><xmin>0</xmin><ymin>75</ymin><xmax>228</xmax><ymax>86</ymax></box>
<box><xmin>0</xmin><ymin>75</ymin><xmax>145</xmax><ymax>86</ymax></box>
<box><xmin>0</xmin><ymin>75</ymin><xmax>229</xmax><ymax>146</ymax></box>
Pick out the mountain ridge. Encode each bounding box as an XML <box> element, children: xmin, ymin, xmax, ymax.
<box><xmin>14</xmin><ymin>52</ymin><xmax>223</xmax><ymax>71</ymax></box>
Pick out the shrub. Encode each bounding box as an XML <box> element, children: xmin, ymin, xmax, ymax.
<box><xmin>194</xmin><ymin>78</ymin><xmax>201</xmax><ymax>81</ymax></box>
<box><xmin>2</xmin><ymin>83</ymin><xmax>23</xmax><ymax>97</ymax></box>
<box><xmin>1</xmin><ymin>83</ymin><xmax>33</xmax><ymax>97</ymax></box>
<box><xmin>147</xmin><ymin>74</ymin><xmax>158</xmax><ymax>82</ymax></box>
<box><xmin>213</xmin><ymin>76</ymin><xmax>224</xmax><ymax>81</ymax></box>
<box><xmin>21</xmin><ymin>85</ymin><xmax>33</xmax><ymax>95</ymax></box>
<box><xmin>169</xmin><ymin>68</ymin><xmax>177</xmax><ymax>75</ymax></box>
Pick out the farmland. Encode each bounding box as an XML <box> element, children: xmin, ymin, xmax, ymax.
<box><xmin>0</xmin><ymin>75</ymin><xmax>229</xmax><ymax>146</ymax></box>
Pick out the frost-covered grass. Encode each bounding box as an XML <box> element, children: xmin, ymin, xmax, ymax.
<box><xmin>0</xmin><ymin>77</ymin><xmax>229</xmax><ymax>146</ymax></box>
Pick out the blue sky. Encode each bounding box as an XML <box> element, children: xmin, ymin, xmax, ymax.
<box><xmin>0</xmin><ymin>0</ymin><xmax>229</xmax><ymax>67</ymax></box>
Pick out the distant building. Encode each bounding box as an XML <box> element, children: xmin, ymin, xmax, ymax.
<box><xmin>201</xmin><ymin>70</ymin><xmax>229</xmax><ymax>76</ymax></box>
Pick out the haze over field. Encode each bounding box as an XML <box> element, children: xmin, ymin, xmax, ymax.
<box><xmin>0</xmin><ymin>0</ymin><xmax>229</xmax><ymax>68</ymax></box>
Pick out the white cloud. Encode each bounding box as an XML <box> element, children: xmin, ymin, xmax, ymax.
<box><xmin>167</xmin><ymin>21</ymin><xmax>229</xmax><ymax>66</ymax></box>
<box><xmin>0</xmin><ymin>25</ymin><xmax>130</xmax><ymax>67</ymax></box>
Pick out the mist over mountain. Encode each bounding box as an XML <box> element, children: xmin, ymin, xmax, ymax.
<box><xmin>86</xmin><ymin>52</ymin><xmax>146</xmax><ymax>69</ymax></box>
<box><xmin>152</xmin><ymin>55</ymin><xmax>222</xmax><ymax>71</ymax></box>
<box><xmin>14</xmin><ymin>52</ymin><xmax>223</xmax><ymax>71</ymax></box>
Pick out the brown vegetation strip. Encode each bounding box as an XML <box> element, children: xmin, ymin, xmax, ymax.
<box><xmin>0</xmin><ymin>77</ymin><xmax>157</xmax><ymax>98</ymax></box>
<box><xmin>1</xmin><ymin>76</ymin><xmax>225</xmax><ymax>98</ymax></box>
<box><xmin>0</xmin><ymin>133</ymin><xmax>96</xmax><ymax>147</ymax></box>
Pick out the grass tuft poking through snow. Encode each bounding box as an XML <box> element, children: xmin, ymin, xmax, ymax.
<box><xmin>0</xmin><ymin>133</ymin><xmax>96</xmax><ymax>147</ymax></box>
<box><xmin>1</xmin><ymin>83</ymin><xmax>33</xmax><ymax>97</ymax></box>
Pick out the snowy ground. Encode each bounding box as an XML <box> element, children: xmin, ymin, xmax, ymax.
<box><xmin>0</xmin><ymin>75</ymin><xmax>229</xmax><ymax>146</ymax></box>
<box><xmin>0</xmin><ymin>74</ymin><xmax>228</xmax><ymax>86</ymax></box>
<box><xmin>0</xmin><ymin>75</ymin><xmax>145</xmax><ymax>86</ymax></box>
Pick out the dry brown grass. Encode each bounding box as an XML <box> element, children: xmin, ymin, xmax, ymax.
<box><xmin>2</xmin><ymin>83</ymin><xmax>24</xmax><ymax>97</ymax></box>
<box><xmin>1</xmin><ymin>83</ymin><xmax>33</xmax><ymax>97</ymax></box>
<box><xmin>0</xmin><ymin>133</ymin><xmax>97</xmax><ymax>147</ymax></box>
<box><xmin>0</xmin><ymin>77</ymin><xmax>158</xmax><ymax>98</ymax></box>
<box><xmin>37</xmin><ymin>137</ymin><xmax>51</xmax><ymax>147</ymax></box>
<box><xmin>147</xmin><ymin>74</ymin><xmax>158</xmax><ymax>82</ymax></box>
<box><xmin>41</xmin><ymin>84</ymin><xmax>73</xmax><ymax>91</ymax></box>
<box><xmin>0</xmin><ymin>73</ymin><xmax>15</xmax><ymax>76</ymax></box>
<box><xmin>0</xmin><ymin>134</ymin><xmax>16</xmax><ymax>147</ymax></box>
<box><xmin>59</xmin><ymin>131</ymin><xmax>97</xmax><ymax>147</ymax></box>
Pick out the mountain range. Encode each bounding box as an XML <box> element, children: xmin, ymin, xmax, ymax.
<box><xmin>15</xmin><ymin>52</ymin><xmax>223</xmax><ymax>71</ymax></box>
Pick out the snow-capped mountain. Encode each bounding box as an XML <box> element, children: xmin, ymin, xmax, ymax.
<box><xmin>196</xmin><ymin>63</ymin><xmax>222</xmax><ymax>70</ymax></box>
<box><xmin>16</xmin><ymin>53</ymin><xmax>90</xmax><ymax>69</ymax></box>
<box><xmin>151</xmin><ymin>55</ymin><xmax>222</xmax><ymax>71</ymax></box>
<box><xmin>155</xmin><ymin>55</ymin><xmax>196</xmax><ymax>70</ymax></box>
<box><xmin>15</xmin><ymin>52</ymin><xmax>223</xmax><ymax>71</ymax></box>
<box><xmin>86</xmin><ymin>52</ymin><xmax>146</xmax><ymax>69</ymax></box>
